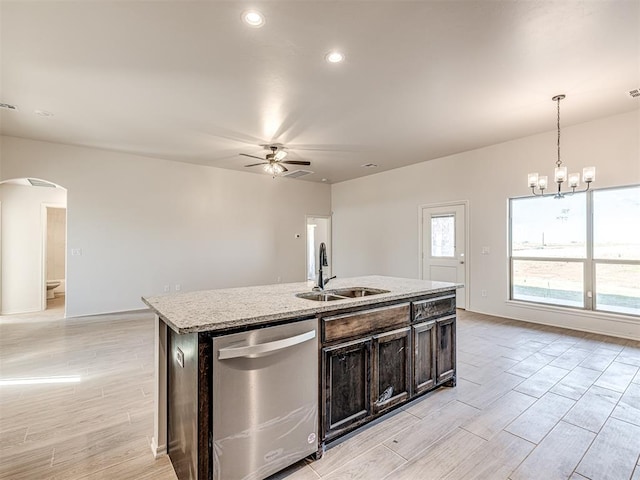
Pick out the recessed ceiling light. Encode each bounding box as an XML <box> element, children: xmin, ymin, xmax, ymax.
<box><xmin>35</xmin><ymin>109</ymin><xmax>54</xmax><ymax>117</ymax></box>
<box><xmin>325</xmin><ymin>51</ymin><xmax>345</xmax><ymax>64</ymax></box>
<box><xmin>361</xmin><ymin>163</ymin><xmax>378</xmax><ymax>168</ymax></box>
<box><xmin>242</xmin><ymin>10</ymin><xmax>265</xmax><ymax>27</ymax></box>
<box><xmin>0</xmin><ymin>102</ymin><xmax>18</xmax><ymax>111</ymax></box>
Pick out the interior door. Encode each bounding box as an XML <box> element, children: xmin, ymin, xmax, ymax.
<box><xmin>306</xmin><ymin>215</ymin><xmax>331</xmax><ymax>282</ymax></box>
<box><xmin>421</xmin><ymin>204</ymin><xmax>466</xmax><ymax>308</ymax></box>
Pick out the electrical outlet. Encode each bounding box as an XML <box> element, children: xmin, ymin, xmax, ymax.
<box><xmin>71</xmin><ymin>248</ymin><xmax>82</xmax><ymax>256</ymax></box>
<box><xmin>175</xmin><ymin>284</ymin><xmax>181</xmax><ymax>291</ymax></box>
<box><xmin>481</xmin><ymin>246</ymin><xmax>490</xmax><ymax>255</ymax></box>
<box><xmin>481</xmin><ymin>289</ymin><xmax>488</xmax><ymax>297</ymax></box>
<box><xmin>163</xmin><ymin>285</ymin><xmax>170</xmax><ymax>292</ymax></box>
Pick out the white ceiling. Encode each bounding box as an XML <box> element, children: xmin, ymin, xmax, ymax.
<box><xmin>1</xmin><ymin>1</ymin><xmax>638</xmax><ymax>184</ymax></box>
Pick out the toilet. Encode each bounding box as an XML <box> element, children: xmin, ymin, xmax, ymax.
<box><xmin>46</xmin><ymin>281</ymin><xmax>61</xmax><ymax>299</ymax></box>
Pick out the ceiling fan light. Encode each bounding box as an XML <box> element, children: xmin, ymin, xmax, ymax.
<box><xmin>263</xmin><ymin>163</ymin><xmax>284</xmax><ymax>175</ymax></box>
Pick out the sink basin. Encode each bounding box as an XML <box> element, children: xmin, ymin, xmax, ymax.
<box><xmin>296</xmin><ymin>287</ymin><xmax>390</xmax><ymax>302</ymax></box>
<box><xmin>328</xmin><ymin>287</ymin><xmax>390</xmax><ymax>298</ymax></box>
<box><xmin>296</xmin><ymin>292</ymin><xmax>346</xmax><ymax>302</ymax></box>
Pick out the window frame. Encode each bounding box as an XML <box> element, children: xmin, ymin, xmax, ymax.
<box><xmin>508</xmin><ymin>184</ymin><xmax>639</xmax><ymax>317</ymax></box>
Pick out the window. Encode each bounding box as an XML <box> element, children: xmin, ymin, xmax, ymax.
<box><xmin>509</xmin><ymin>185</ymin><xmax>640</xmax><ymax>316</ymax></box>
<box><xmin>431</xmin><ymin>214</ymin><xmax>455</xmax><ymax>257</ymax></box>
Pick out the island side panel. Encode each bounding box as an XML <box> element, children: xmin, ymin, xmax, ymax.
<box><xmin>197</xmin><ymin>334</ymin><xmax>211</xmax><ymax>480</ymax></box>
<box><xmin>167</xmin><ymin>328</ymin><xmax>199</xmax><ymax>480</ymax></box>
<box><xmin>152</xmin><ymin>316</ymin><xmax>168</xmax><ymax>458</ymax></box>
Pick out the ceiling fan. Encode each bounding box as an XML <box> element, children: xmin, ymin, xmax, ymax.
<box><xmin>240</xmin><ymin>145</ymin><xmax>311</xmax><ymax>175</ymax></box>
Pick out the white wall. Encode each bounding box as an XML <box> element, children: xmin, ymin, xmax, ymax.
<box><xmin>0</xmin><ymin>136</ymin><xmax>331</xmax><ymax>317</ymax></box>
<box><xmin>0</xmin><ymin>183</ymin><xmax>67</xmax><ymax>314</ymax></box>
<box><xmin>332</xmin><ymin>110</ymin><xmax>640</xmax><ymax>339</ymax></box>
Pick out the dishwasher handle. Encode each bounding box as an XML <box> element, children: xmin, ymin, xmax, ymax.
<box><xmin>218</xmin><ymin>329</ymin><xmax>316</xmax><ymax>360</ymax></box>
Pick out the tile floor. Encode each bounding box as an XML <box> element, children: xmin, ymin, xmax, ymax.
<box><xmin>1</xmin><ymin>303</ymin><xmax>639</xmax><ymax>479</ymax></box>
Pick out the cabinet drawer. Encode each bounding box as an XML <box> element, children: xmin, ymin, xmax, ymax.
<box><xmin>323</xmin><ymin>303</ymin><xmax>410</xmax><ymax>343</ymax></box>
<box><xmin>412</xmin><ymin>293</ymin><xmax>455</xmax><ymax>322</ymax></box>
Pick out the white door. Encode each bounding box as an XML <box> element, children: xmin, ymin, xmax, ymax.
<box><xmin>421</xmin><ymin>203</ymin><xmax>467</xmax><ymax>309</ymax></box>
<box><xmin>306</xmin><ymin>216</ymin><xmax>331</xmax><ymax>282</ymax></box>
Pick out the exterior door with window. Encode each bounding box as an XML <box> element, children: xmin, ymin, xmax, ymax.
<box><xmin>421</xmin><ymin>204</ymin><xmax>466</xmax><ymax>308</ymax></box>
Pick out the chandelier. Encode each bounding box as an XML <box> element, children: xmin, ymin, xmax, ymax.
<box><xmin>528</xmin><ymin>95</ymin><xmax>595</xmax><ymax>198</ymax></box>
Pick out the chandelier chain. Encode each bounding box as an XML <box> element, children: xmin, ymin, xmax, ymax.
<box><xmin>556</xmin><ymin>97</ymin><xmax>561</xmax><ymax>168</ymax></box>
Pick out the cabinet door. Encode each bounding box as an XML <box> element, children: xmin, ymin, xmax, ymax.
<box><xmin>372</xmin><ymin>327</ymin><xmax>410</xmax><ymax>413</ymax></box>
<box><xmin>323</xmin><ymin>338</ymin><xmax>371</xmax><ymax>440</ymax></box>
<box><xmin>436</xmin><ymin>315</ymin><xmax>456</xmax><ymax>385</ymax></box>
<box><xmin>413</xmin><ymin>320</ymin><xmax>437</xmax><ymax>395</ymax></box>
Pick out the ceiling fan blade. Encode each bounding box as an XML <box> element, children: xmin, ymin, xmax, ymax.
<box><xmin>240</xmin><ymin>153</ymin><xmax>265</xmax><ymax>161</ymax></box>
<box><xmin>280</xmin><ymin>165</ymin><xmax>289</xmax><ymax>172</ymax></box>
<box><xmin>244</xmin><ymin>162</ymin><xmax>268</xmax><ymax>167</ymax></box>
<box><xmin>274</xmin><ymin>150</ymin><xmax>288</xmax><ymax>161</ymax></box>
<box><xmin>281</xmin><ymin>160</ymin><xmax>311</xmax><ymax>166</ymax></box>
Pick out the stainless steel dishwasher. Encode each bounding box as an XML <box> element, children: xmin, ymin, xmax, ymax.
<box><xmin>211</xmin><ymin>318</ymin><xmax>318</xmax><ymax>480</ymax></box>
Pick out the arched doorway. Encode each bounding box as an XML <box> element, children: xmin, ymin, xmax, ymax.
<box><xmin>0</xmin><ymin>178</ymin><xmax>68</xmax><ymax>315</ymax></box>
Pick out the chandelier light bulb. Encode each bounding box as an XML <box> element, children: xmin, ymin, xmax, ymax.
<box><xmin>568</xmin><ymin>172</ymin><xmax>580</xmax><ymax>188</ymax></box>
<box><xmin>583</xmin><ymin>166</ymin><xmax>596</xmax><ymax>183</ymax></box>
<box><xmin>538</xmin><ymin>176</ymin><xmax>548</xmax><ymax>190</ymax></box>
<box><xmin>554</xmin><ymin>166</ymin><xmax>567</xmax><ymax>183</ymax></box>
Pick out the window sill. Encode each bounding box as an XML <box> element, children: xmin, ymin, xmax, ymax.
<box><xmin>505</xmin><ymin>299</ymin><xmax>639</xmax><ymax>324</ymax></box>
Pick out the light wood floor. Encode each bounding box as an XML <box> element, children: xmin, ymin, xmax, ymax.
<box><xmin>1</xmin><ymin>304</ymin><xmax>639</xmax><ymax>480</ymax></box>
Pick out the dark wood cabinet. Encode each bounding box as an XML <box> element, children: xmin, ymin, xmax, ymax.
<box><xmin>320</xmin><ymin>291</ymin><xmax>457</xmax><ymax>445</ymax></box>
<box><xmin>413</xmin><ymin>293</ymin><xmax>455</xmax><ymax>322</ymax></box>
<box><xmin>323</xmin><ymin>337</ymin><xmax>371</xmax><ymax>440</ymax></box>
<box><xmin>321</xmin><ymin>304</ymin><xmax>410</xmax><ymax>441</ymax></box>
<box><xmin>436</xmin><ymin>314</ymin><xmax>456</xmax><ymax>385</ymax></box>
<box><xmin>372</xmin><ymin>327</ymin><xmax>411</xmax><ymax>413</ymax></box>
<box><xmin>412</xmin><ymin>320</ymin><xmax>436</xmax><ymax>395</ymax></box>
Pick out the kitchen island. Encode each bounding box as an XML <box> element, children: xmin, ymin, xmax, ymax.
<box><xmin>143</xmin><ymin>275</ymin><xmax>459</xmax><ymax>480</ymax></box>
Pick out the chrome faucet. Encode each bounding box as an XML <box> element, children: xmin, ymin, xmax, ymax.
<box><xmin>313</xmin><ymin>242</ymin><xmax>336</xmax><ymax>291</ymax></box>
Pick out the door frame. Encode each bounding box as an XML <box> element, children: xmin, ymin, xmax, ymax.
<box><xmin>418</xmin><ymin>200</ymin><xmax>469</xmax><ymax>310</ymax></box>
<box><xmin>305</xmin><ymin>214</ymin><xmax>332</xmax><ymax>282</ymax></box>
<box><xmin>41</xmin><ymin>203</ymin><xmax>67</xmax><ymax>312</ymax></box>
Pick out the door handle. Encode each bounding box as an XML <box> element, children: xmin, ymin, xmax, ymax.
<box><xmin>218</xmin><ymin>330</ymin><xmax>316</xmax><ymax>360</ymax></box>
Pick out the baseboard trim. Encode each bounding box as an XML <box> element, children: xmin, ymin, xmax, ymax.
<box><xmin>150</xmin><ymin>437</ymin><xmax>167</xmax><ymax>459</ymax></box>
<box><xmin>468</xmin><ymin>304</ymin><xmax>640</xmax><ymax>341</ymax></box>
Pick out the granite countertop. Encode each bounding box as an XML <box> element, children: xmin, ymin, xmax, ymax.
<box><xmin>141</xmin><ymin>275</ymin><xmax>460</xmax><ymax>334</ymax></box>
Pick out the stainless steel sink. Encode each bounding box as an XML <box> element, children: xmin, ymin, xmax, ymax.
<box><xmin>329</xmin><ymin>287</ymin><xmax>390</xmax><ymax>298</ymax></box>
<box><xmin>296</xmin><ymin>287</ymin><xmax>390</xmax><ymax>302</ymax></box>
<box><xmin>296</xmin><ymin>292</ymin><xmax>346</xmax><ymax>302</ymax></box>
